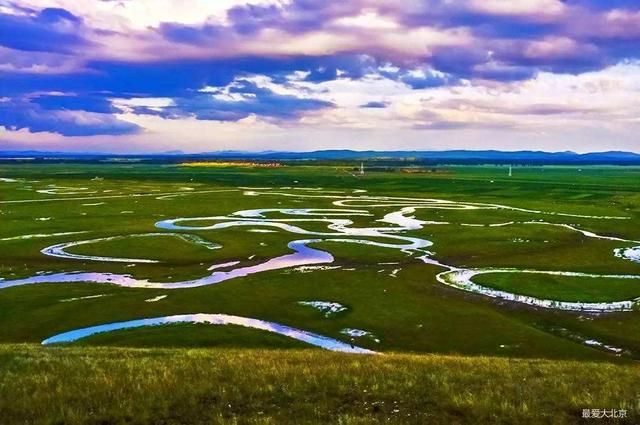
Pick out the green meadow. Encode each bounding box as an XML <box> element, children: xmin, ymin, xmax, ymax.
<box><xmin>1</xmin><ymin>163</ymin><xmax>639</xmax><ymax>423</ymax></box>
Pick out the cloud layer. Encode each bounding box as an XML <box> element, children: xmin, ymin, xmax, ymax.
<box><xmin>1</xmin><ymin>0</ymin><xmax>639</xmax><ymax>152</ymax></box>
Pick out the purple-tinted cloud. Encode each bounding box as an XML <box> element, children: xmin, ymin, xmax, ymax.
<box><xmin>567</xmin><ymin>0</ymin><xmax>640</xmax><ymax>10</ymax></box>
<box><xmin>32</xmin><ymin>94</ymin><xmax>121</xmax><ymax>114</ymax></box>
<box><xmin>1</xmin><ymin>0</ymin><xmax>640</xmax><ymax>138</ymax></box>
<box><xmin>0</xmin><ymin>8</ymin><xmax>90</xmax><ymax>53</ymax></box>
<box><xmin>360</xmin><ymin>101</ymin><xmax>389</xmax><ymax>108</ymax></box>
<box><xmin>0</xmin><ymin>98</ymin><xmax>140</xmax><ymax>136</ymax></box>
<box><xmin>131</xmin><ymin>79</ymin><xmax>333</xmax><ymax>122</ymax></box>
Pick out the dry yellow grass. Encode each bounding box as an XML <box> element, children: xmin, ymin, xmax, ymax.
<box><xmin>1</xmin><ymin>344</ymin><xmax>638</xmax><ymax>424</ymax></box>
<box><xmin>179</xmin><ymin>161</ymin><xmax>282</xmax><ymax>168</ymax></box>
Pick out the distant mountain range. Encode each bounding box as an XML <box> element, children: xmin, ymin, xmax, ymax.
<box><xmin>2</xmin><ymin>149</ymin><xmax>640</xmax><ymax>165</ymax></box>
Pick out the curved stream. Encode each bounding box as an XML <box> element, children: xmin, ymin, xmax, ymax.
<box><xmin>1</xmin><ymin>188</ymin><xmax>639</xmax><ymax>314</ymax></box>
<box><xmin>0</xmin><ymin>240</ymin><xmax>332</xmax><ymax>289</ymax></box>
<box><xmin>41</xmin><ymin>313</ymin><xmax>376</xmax><ymax>354</ymax></box>
<box><xmin>42</xmin><ymin>233</ymin><xmax>221</xmax><ymax>264</ymax></box>
<box><xmin>436</xmin><ymin>268</ymin><xmax>640</xmax><ymax>312</ymax></box>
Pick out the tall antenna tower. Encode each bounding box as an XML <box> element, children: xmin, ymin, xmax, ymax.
<box><xmin>360</xmin><ymin>162</ymin><xmax>364</xmax><ymax>175</ymax></box>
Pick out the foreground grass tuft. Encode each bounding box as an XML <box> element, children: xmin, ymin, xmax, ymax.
<box><xmin>0</xmin><ymin>344</ymin><xmax>638</xmax><ymax>424</ymax></box>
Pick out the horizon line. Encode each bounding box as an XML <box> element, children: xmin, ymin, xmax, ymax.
<box><xmin>2</xmin><ymin>149</ymin><xmax>640</xmax><ymax>156</ymax></box>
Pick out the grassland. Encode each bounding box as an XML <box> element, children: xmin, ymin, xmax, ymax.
<box><xmin>474</xmin><ymin>273</ymin><xmax>640</xmax><ymax>303</ymax></box>
<box><xmin>1</xmin><ymin>344</ymin><xmax>639</xmax><ymax>424</ymax></box>
<box><xmin>1</xmin><ymin>163</ymin><xmax>639</xmax><ymax>422</ymax></box>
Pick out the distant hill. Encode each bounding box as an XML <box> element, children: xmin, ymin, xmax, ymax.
<box><xmin>200</xmin><ymin>150</ymin><xmax>640</xmax><ymax>164</ymax></box>
<box><xmin>1</xmin><ymin>149</ymin><xmax>640</xmax><ymax>165</ymax></box>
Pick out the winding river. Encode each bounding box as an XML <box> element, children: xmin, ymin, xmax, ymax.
<box><xmin>2</xmin><ymin>186</ymin><xmax>640</xmax><ymax>349</ymax></box>
<box><xmin>1</xmin><ymin>188</ymin><xmax>639</xmax><ymax>312</ymax></box>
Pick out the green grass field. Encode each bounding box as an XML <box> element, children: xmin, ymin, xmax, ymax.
<box><xmin>1</xmin><ymin>163</ymin><xmax>640</xmax><ymax>423</ymax></box>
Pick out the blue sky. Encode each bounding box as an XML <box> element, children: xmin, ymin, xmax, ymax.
<box><xmin>1</xmin><ymin>0</ymin><xmax>639</xmax><ymax>153</ymax></box>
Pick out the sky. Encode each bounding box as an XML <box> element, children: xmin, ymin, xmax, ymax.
<box><xmin>0</xmin><ymin>0</ymin><xmax>639</xmax><ymax>153</ymax></box>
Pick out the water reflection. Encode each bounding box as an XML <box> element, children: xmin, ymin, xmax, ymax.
<box><xmin>2</xmin><ymin>191</ymin><xmax>640</xmax><ymax>313</ymax></box>
<box><xmin>1</xmin><ymin>240</ymin><xmax>332</xmax><ymax>289</ymax></box>
<box><xmin>41</xmin><ymin>313</ymin><xmax>377</xmax><ymax>354</ymax></box>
